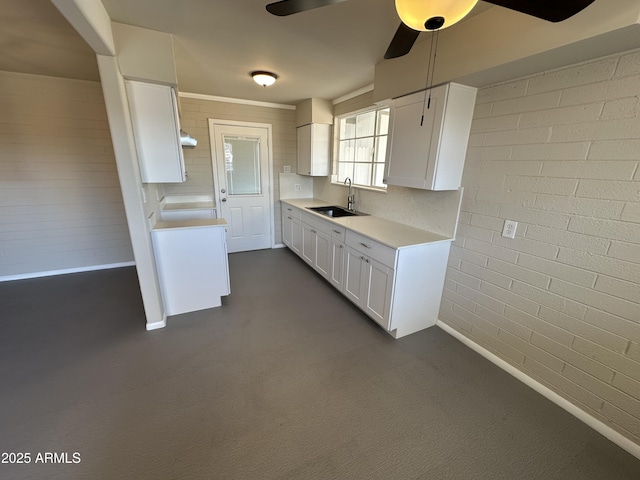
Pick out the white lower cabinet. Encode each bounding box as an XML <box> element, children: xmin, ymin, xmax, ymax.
<box><xmin>281</xmin><ymin>205</ymin><xmax>302</xmax><ymax>255</ymax></box>
<box><xmin>151</xmin><ymin>221</ymin><xmax>230</xmax><ymax>316</ymax></box>
<box><xmin>281</xmin><ymin>201</ymin><xmax>451</xmax><ymax>338</ymax></box>
<box><xmin>329</xmin><ymin>226</ymin><xmax>346</xmax><ymax>290</ymax></box>
<box><xmin>343</xmin><ymin>238</ymin><xmax>394</xmax><ymax>330</ymax></box>
<box><xmin>301</xmin><ymin>212</ymin><xmax>331</xmax><ymax>280</ymax></box>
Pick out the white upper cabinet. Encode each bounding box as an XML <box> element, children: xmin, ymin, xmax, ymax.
<box><xmin>384</xmin><ymin>82</ymin><xmax>477</xmax><ymax>191</ymax></box>
<box><xmin>297</xmin><ymin>123</ymin><xmax>331</xmax><ymax>176</ymax></box>
<box><xmin>296</xmin><ymin>98</ymin><xmax>333</xmax><ymax>177</ymax></box>
<box><xmin>126</xmin><ymin>80</ymin><xmax>185</xmax><ymax>183</ymax></box>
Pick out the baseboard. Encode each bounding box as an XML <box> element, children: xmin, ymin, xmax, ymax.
<box><xmin>436</xmin><ymin>320</ymin><xmax>640</xmax><ymax>461</ymax></box>
<box><xmin>0</xmin><ymin>262</ymin><xmax>136</xmax><ymax>283</ymax></box>
<box><xmin>146</xmin><ymin>316</ymin><xmax>167</xmax><ymax>331</ymax></box>
<box><xmin>273</xmin><ymin>243</ymin><xmax>286</xmax><ymax>249</ymax></box>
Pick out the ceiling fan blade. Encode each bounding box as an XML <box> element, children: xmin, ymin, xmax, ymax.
<box><xmin>483</xmin><ymin>0</ymin><xmax>596</xmax><ymax>23</ymax></box>
<box><xmin>384</xmin><ymin>23</ymin><xmax>420</xmax><ymax>60</ymax></box>
<box><xmin>266</xmin><ymin>0</ymin><xmax>349</xmax><ymax>16</ymax></box>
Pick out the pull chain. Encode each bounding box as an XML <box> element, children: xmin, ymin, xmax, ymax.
<box><xmin>421</xmin><ymin>27</ymin><xmax>440</xmax><ymax>125</ymax></box>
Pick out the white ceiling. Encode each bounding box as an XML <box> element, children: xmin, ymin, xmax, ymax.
<box><xmin>1</xmin><ymin>0</ymin><xmax>496</xmax><ymax>105</ymax></box>
<box><xmin>3</xmin><ymin>1</ymin><xmax>637</xmax><ymax>106</ymax></box>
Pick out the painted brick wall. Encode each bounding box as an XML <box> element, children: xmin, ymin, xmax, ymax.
<box><xmin>0</xmin><ymin>71</ymin><xmax>133</xmax><ymax>278</ymax></box>
<box><xmin>440</xmin><ymin>49</ymin><xmax>640</xmax><ymax>444</ymax></box>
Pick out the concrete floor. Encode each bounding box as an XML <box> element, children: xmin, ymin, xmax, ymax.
<box><xmin>1</xmin><ymin>248</ymin><xmax>639</xmax><ymax>479</ymax></box>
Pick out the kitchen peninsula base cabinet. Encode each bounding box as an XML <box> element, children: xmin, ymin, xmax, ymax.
<box><xmin>151</xmin><ymin>220</ymin><xmax>230</xmax><ymax>317</ymax></box>
<box><xmin>281</xmin><ymin>200</ymin><xmax>452</xmax><ymax>338</ymax></box>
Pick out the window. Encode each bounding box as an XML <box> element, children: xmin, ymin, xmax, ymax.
<box><xmin>334</xmin><ymin>106</ymin><xmax>390</xmax><ymax>189</ymax></box>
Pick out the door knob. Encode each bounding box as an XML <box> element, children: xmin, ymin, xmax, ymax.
<box><xmin>221</xmin><ymin>198</ymin><xmax>227</xmax><ymax>202</ymax></box>
<box><xmin>221</xmin><ymin>189</ymin><xmax>226</xmax><ymax>193</ymax></box>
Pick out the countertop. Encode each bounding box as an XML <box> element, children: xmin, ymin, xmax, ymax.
<box><xmin>282</xmin><ymin>198</ymin><xmax>451</xmax><ymax>248</ymax></box>
<box><xmin>152</xmin><ymin>218</ymin><xmax>227</xmax><ymax>231</ymax></box>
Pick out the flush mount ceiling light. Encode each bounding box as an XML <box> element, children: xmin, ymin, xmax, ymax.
<box><xmin>251</xmin><ymin>71</ymin><xmax>278</xmax><ymax>87</ymax></box>
<box><xmin>395</xmin><ymin>0</ymin><xmax>478</xmax><ymax>31</ymax></box>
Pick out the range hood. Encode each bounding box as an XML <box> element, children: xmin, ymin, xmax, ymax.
<box><xmin>180</xmin><ymin>130</ymin><xmax>197</xmax><ymax>148</ymax></box>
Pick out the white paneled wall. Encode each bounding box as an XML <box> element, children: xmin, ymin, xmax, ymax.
<box><xmin>0</xmin><ymin>71</ymin><xmax>133</xmax><ymax>278</ymax></box>
<box><xmin>170</xmin><ymin>96</ymin><xmax>297</xmax><ymax>244</ymax></box>
<box><xmin>441</xmin><ymin>49</ymin><xmax>640</xmax><ymax>444</ymax></box>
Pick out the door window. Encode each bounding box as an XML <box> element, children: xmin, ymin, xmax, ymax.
<box><xmin>223</xmin><ymin>136</ymin><xmax>262</xmax><ymax>195</ymax></box>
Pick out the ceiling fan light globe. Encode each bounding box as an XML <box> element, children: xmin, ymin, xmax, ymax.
<box><xmin>395</xmin><ymin>0</ymin><xmax>478</xmax><ymax>31</ymax></box>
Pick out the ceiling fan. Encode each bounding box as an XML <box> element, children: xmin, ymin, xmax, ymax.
<box><xmin>265</xmin><ymin>0</ymin><xmax>596</xmax><ymax>59</ymax></box>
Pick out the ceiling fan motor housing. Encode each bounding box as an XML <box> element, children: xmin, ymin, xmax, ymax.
<box><xmin>425</xmin><ymin>16</ymin><xmax>445</xmax><ymax>30</ymax></box>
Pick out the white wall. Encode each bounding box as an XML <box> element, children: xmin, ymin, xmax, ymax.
<box><xmin>0</xmin><ymin>70</ymin><xmax>133</xmax><ymax>279</ymax></box>
<box><xmin>441</xmin><ymin>48</ymin><xmax>640</xmax><ymax>444</ymax></box>
<box><xmin>165</xmin><ymin>95</ymin><xmax>297</xmax><ymax>244</ymax></box>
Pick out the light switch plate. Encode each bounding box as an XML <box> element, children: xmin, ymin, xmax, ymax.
<box><xmin>502</xmin><ymin>220</ymin><xmax>517</xmax><ymax>239</ymax></box>
<box><xmin>283</xmin><ymin>165</ymin><xmax>291</xmax><ymax>173</ymax></box>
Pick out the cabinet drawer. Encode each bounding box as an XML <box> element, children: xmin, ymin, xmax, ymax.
<box><xmin>330</xmin><ymin>225</ymin><xmax>346</xmax><ymax>241</ymax></box>
<box><xmin>301</xmin><ymin>211</ymin><xmax>331</xmax><ymax>236</ymax></box>
<box><xmin>345</xmin><ymin>231</ymin><xmax>396</xmax><ymax>268</ymax></box>
<box><xmin>282</xmin><ymin>204</ymin><xmax>301</xmax><ymax>220</ymax></box>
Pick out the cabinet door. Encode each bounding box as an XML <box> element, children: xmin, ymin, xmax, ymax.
<box><xmin>384</xmin><ymin>85</ymin><xmax>445</xmax><ymax>190</ymax></box>
<box><xmin>301</xmin><ymin>222</ymin><xmax>316</xmax><ymax>265</ymax></box>
<box><xmin>343</xmin><ymin>245</ymin><xmax>366</xmax><ymax>305</ymax></box>
<box><xmin>281</xmin><ymin>211</ymin><xmax>293</xmax><ymax>247</ymax></box>
<box><xmin>363</xmin><ymin>258</ymin><xmax>394</xmax><ymax>330</ymax></box>
<box><xmin>297</xmin><ymin>124</ymin><xmax>312</xmax><ymax>175</ymax></box>
<box><xmin>126</xmin><ymin>81</ymin><xmax>186</xmax><ymax>183</ymax></box>
<box><xmin>329</xmin><ymin>239</ymin><xmax>345</xmax><ymax>290</ymax></box>
<box><xmin>297</xmin><ymin>124</ymin><xmax>330</xmax><ymax>176</ymax></box>
<box><xmin>315</xmin><ymin>230</ymin><xmax>331</xmax><ymax>280</ymax></box>
<box><xmin>291</xmin><ymin>216</ymin><xmax>302</xmax><ymax>255</ymax></box>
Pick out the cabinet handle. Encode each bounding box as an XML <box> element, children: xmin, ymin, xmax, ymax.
<box><xmin>333</xmin><ymin>230</ymin><xmax>342</xmax><ymax>234</ymax></box>
<box><xmin>287</xmin><ymin>208</ymin><xmax>292</xmax><ymax>211</ymax></box>
<box><xmin>339</xmin><ymin>245</ymin><xmax>343</xmax><ymax>249</ymax></box>
<box><xmin>365</xmin><ymin>258</ymin><xmax>370</xmax><ymax>263</ymax></box>
<box><xmin>287</xmin><ymin>216</ymin><xmax>293</xmax><ymax>220</ymax></box>
<box><xmin>311</xmin><ymin>229</ymin><xmax>317</xmax><ymax>234</ymax></box>
<box><xmin>360</xmin><ymin>242</ymin><xmax>371</xmax><ymax>249</ymax></box>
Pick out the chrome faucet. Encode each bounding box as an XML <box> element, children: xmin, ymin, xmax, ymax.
<box><xmin>344</xmin><ymin>177</ymin><xmax>355</xmax><ymax>212</ymax></box>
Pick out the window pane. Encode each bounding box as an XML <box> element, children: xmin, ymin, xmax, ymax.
<box><xmin>355</xmin><ymin>137</ymin><xmax>374</xmax><ymax>163</ymax></box>
<box><xmin>337</xmin><ymin>162</ymin><xmax>354</xmax><ymax>182</ymax></box>
<box><xmin>372</xmin><ymin>163</ymin><xmax>386</xmax><ymax>188</ymax></box>
<box><xmin>340</xmin><ymin>117</ymin><xmax>356</xmax><ymax>139</ymax></box>
<box><xmin>353</xmin><ymin>163</ymin><xmax>372</xmax><ymax>186</ymax></box>
<box><xmin>375</xmin><ymin>136</ymin><xmax>387</xmax><ymax>163</ymax></box>
<box><xmin>334</xmin><ymin>106</ymin><xmax>388</xmax><ymax>190</ymax></box>
<box><xmin>376</xmin><ymin>108</ymin><xmax>390</xmax><ymax>135</ymax></box>
<box><xmin>339</xmin><ymin>139</ymin><xmax>355</xmax><ymax>163</ymax></box>
<box><xmin>356</xmin><ymin>111</ymin><xmax>375</xmax><ymax>137</ymax></box>
<box><xmin>224</xmin><ymin>136</ymin><xmax>261</xmax><ymax>195</ymax></box>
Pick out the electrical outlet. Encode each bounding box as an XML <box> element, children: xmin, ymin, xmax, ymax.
<box><xmin>502</xmin><ymin>220</ymin><xmax>517</xmax><ymax>239</ymax></box>
<box><xmin>283</xmin><ymin>165</ymin><xmax>291</xmax><ymax>173</ymax></box>
<box><xmin>294</xmin><ymin>184</ymin><xmax>301</xmax><ymax>191</ymax></box>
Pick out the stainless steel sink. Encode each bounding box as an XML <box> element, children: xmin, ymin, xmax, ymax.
<box><xmin>307</xmin><ymin>205</ymin><xmax>361</xmax><ymax>218</ymax></box>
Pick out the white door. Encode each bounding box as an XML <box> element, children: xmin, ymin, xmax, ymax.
<box><xmin>210</xmin><ymin>122</ymin><xmax>272</xmax><ymax>253</ymax></box>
